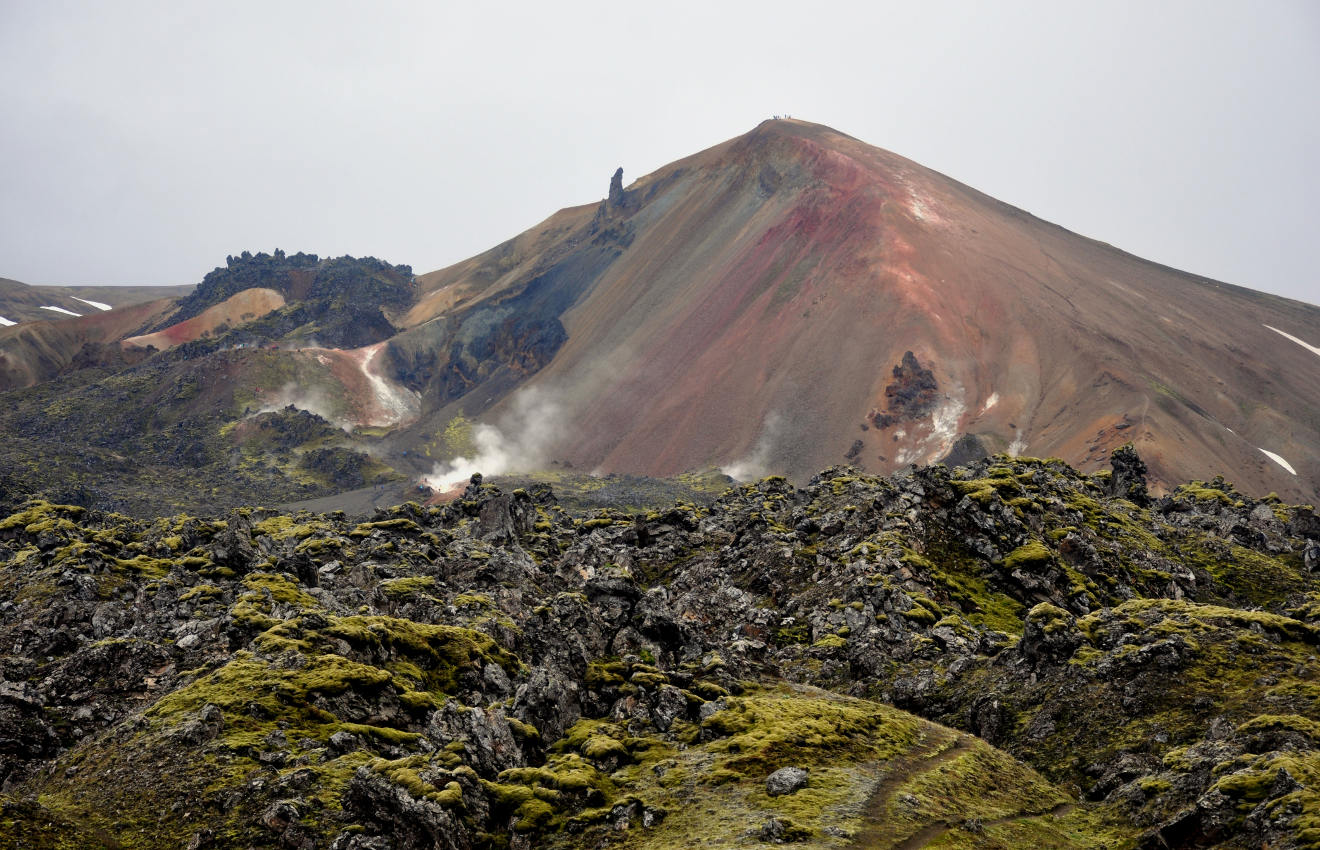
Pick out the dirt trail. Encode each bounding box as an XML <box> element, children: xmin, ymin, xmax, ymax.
<box><xmin>850</xmin><ymin>732</ymin><xmax>1074</xmax><ymax>849</ymax></box>
<box><xmin>848</xmin><ymin>729</ymin><xmax>968</xmax><ymax>849</ymax></box>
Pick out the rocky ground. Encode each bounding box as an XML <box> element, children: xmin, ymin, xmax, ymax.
<box><xmin>0</xmin><ymin>447</ymin><xmax>1317</xmax><ymax>848</ymax></box>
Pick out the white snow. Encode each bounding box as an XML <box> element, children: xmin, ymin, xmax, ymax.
<box><xmin>1257</xmin><ymin>448</ymin><xmax>1297</xmax><ymax>476</ymax></box>
<box><xmin>1265</xmin><ymin>325</ymin><xmax>1320</xmax><ymax>359</ymax></box>
<box><xmin>980</xmin><ymin>392</ymin><xmax>999</xmax><ymax>414</ymax></box>
<box><xmin>0</xmin><ymin>316</ymin><xmax>14</xmax><ymax>327</ymax></box>
<box><xmin>40</xmin><ymin>305</ymin><xmax>81</xmax><ymax>317</ymax></box>
<box><xmin>70</xmin><ymin>296</ymin><xmax>112</xmax><ymax>311</ymax></box>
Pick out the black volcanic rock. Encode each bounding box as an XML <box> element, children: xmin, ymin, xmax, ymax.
<box><xmin>1108</xmin><ymin>443</ymin><xmax>1151</xmax><ymax>506</ymax></box>
<box><xmin>608</xmin><ymin>166</ymin><xmax>625</xmax><ymax>209</ymax></box>
<box><xmin>872</xmin><ymin>351</ymin><xmax>939</xmax><ymax>429</ymax></box>
<box><xmin>0</xmin><ymin>452</ymin><xmax>1315</xmax><ymax>847</ymax></box>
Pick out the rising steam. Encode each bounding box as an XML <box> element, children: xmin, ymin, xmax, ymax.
<box><xmin>255</xmin><ymin>382</ymin><xmax>350</xmax><ymax>431</ymax></box>
<box><xmin>720</xmin><ymin>412</ymin><xmax>784</xmax><ymax>481</ymax></box>
<box><xmin>422</xmin><ymin>386</ymin><xmax>565</xmax><ymax>491</ymax></box>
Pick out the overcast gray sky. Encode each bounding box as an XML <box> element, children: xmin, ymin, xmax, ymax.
<box><xmin>1</xmin><ymin>1</ymin><xmax>1317</xmax><ymax>305</ymax></box>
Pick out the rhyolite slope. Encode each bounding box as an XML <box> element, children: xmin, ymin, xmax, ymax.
<box><xmin>0</xmin><ymin>449</ymin><xmax>1317</xmax><ymax>848</ymax></box>
<box><xmin>395</xmin><ymin>119</ymin><xmax>1320</xmax><ymax>502</ymax></box>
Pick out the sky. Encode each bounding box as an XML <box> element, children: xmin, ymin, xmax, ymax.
<box><xmin>1</xmin><ymin>1</ymin><xmax>1317</xmax><ymax>306</ymax></box>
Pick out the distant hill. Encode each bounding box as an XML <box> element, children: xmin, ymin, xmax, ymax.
<box><xmin>0</xmin><ymin>275</ymin><xmax>193</xmax><ymax>326</ymax></box>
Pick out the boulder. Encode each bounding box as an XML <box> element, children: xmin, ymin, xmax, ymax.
<box><xmin>765</xmin><ymin>766</ymin><xmax>809</xmax><ymax>797</ymax></box>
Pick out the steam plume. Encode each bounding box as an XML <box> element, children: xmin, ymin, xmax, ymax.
<box><xmin>721</xmin><ymin>412</ymin><xmax>783</xmax><ymax>481</ymax></box>
<box><xmin>422</xmin><ymin>386</ymin><xmax>564</xmax><ymax>491</ymax></box>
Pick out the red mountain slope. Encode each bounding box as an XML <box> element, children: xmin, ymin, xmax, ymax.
<box><xmin>401</xmin><ymin>120</ymin><xmax>1320</xmax><ymax>501</ymax></box>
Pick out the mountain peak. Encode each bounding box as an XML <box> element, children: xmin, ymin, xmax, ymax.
<box><xmin>401</xmin><ymin>122</ymin><xmax>1320</xmax><ymax>501</ymax></box>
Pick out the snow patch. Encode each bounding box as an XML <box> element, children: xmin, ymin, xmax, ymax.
<box><xmin>1265</xmin><ymin>325</ymin><xmax>1320</xmax><ymax>359</ymax></box>
<box><xmin>980</xmin><ymin>392</ymin><xmax>999</xmax><ymax>414</ymax></box>
<box><xmin>40</xmin><ymin>305</ymin><xmax>81</xmax><ymax>317</ymax></box>
<box><xmin>0</xmin><ymin>316</ymin><xmax>14</xmax><ymax>327</ymax></box>
<box><xmin>1257</xmin><ymin>448</ymin><xmax>1297</xmax><ymax>476</ymax></box>
<box><xmin>70</xmin><ymin>296</ymin><xmax>112</xmax><ymax>311</ymax></box>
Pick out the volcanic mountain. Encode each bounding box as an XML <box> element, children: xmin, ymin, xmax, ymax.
<box><xmin>391</xmin><ymin>119</ymin><xmax>1320</xmax><ymax>502</ymax></box>
<box><xmin>1</xmin><ymin>119</ymin><xmax>1317</xmax><ymax>513</ymax></box>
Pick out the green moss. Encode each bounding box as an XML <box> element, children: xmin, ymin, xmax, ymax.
<box><xmin>701</xmin><ymin>690</ymin><xmax>920</xmax><ymax>774</ymax></box>
<box><xmin>1003</xmin><ymin>541</ymin><xmax>1053</xmax><ymax>571</ymax></box>
<box><xmin>772</xmin><ymin>620</ymin><xmax>812</xmax><ymax>646</ymax></box>
<box><xmin>507</xmin><ymin>717</ymin><xmax>541</xmax><ymax>743</ymax></box>
<box><xmin>104</xmin><ymin>554</ymin><xmax>172</xmax><ymax>579</ymax></box>
<box><xmin>903</xmin><ymin>594</ymin><xmax>943</xmax><ymax>626</ymax></box>
<box><xmin>0</xmin><ymin>500</ymin><xmax>85</xmax><ymax>533</ymax></box>
<box><xmin>1236</xmin><ymin>714</ymin><xmax>1320</xmax><ymax>742</ymax></box>
<box><xmin>380</xmin><ymin>576</ymin><xmax>438</xmax><ymax>598</ymax></box>
<box><xmin>1027</xmin><ymin>602</ymin><xmax>1075</xmax><ymax>635</ymax></box>
<box><xmin>369</xmin><ymin>756</ymin><xmax>462</xmax><ymax>805</ymax></box>
<box><xmin>1173</xmin><ymin>483</ymin><xmax>1236</xmax><ymax>506</ymax></box>
<box><xmin>581</xmin><ymin>735</ymin><xmax>630</xmax><ymax>764</ymax></box>
<box><xmin>149</xmin><ymin>651</ymin><xmax>390</xmax><ymax>725</ymax></box>
<box><xmin>585</xmin><ymin>659</ymin><xmax>627</xmax><ymax>688</ymax></box>
<box><xmin>339</xmin><ymin>723</ymin><xmax>423</xmax><ymax>747</ymax></box>
<box><xmin>885</xmin><ymin>743</ymin><xmax>1070</xmax><ymax>832</ymax></box>
<box><xmin>251</xmin><ymin>515</ymin><xmax>318</xmax><ymax>540</ymax></box>
<box><xmin>242</xmin><ymin>572</ymin><xmax>318</xmax><ymax>608</ymax></box>
<box><xmin>321</xmin><ymin>615</ymin><xmax>520</xmax><ymax>693</ymax></box>
<box><xmin>180</xmin><ymin>584</ymin><xmax>223</xmax><ymax>602</ymax></box>
<box><xmin>481</xmin><ymin>750</ymin><xmax>615</xmax><ymax>836</ymax></box>
<box><xmin>630</xmin><ymin>671</ymin><xmax>669</xmax><ymax>689</ymax></box>
<box><xmin>350</xmin><ymin>518</ymin><xmax>422</xmax><ymax>538</ymax></box>
<box><xmin>951</xmin><ymin>475</ymin><xmax>1019</xmax><ymax>506</ymax></box>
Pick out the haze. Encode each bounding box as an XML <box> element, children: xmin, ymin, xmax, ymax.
<box><xmin>1</xmin><ymin>1</ymin><xmax>1316</xmax><ymax>305</ymax></box>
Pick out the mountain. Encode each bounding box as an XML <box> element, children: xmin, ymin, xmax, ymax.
<box><xmin>0</xmin><ymin>119</ymin><xmax>1316</xmax><ymax>517</ymax></box>
<box><xmin>389</xmin><ymin>119</ymin><xmax>1320</xmax><ymax>502</ymax></box>
<box><xmin>0</xmin><ymin>454</ymin><xmax>1317</xmax><ymax>848</ymax></box>
<box><xmin>0</xmin><ymin>275</ymin><xmax>192</xmax><ymax>325</ymax></box>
